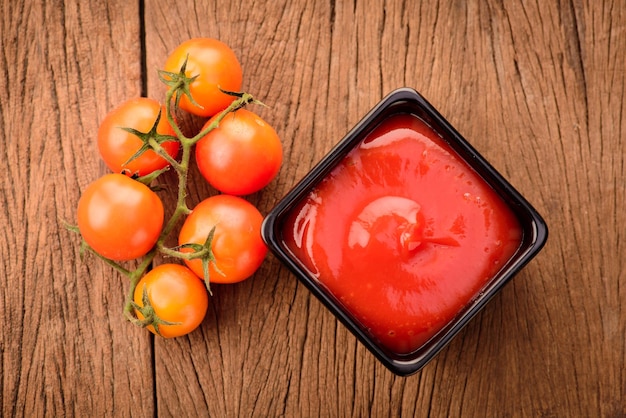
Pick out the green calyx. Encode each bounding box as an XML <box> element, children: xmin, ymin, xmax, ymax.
<box><xmin>120</xmin><ymin>108</ymin><xmax>178</xmax><ymax>169</ymax></box>
<box><xmin>130</xmin><ymin>284</ymin><xmax>181</xmax><ymax>337</ymax></box>
<box><xmin>176</xmin><ymin>226</ymin><xmax>224</xmax><ymax>296</ymax></box>
<box><xmin>157</xmin><ymin>54</ymin><xmax>203</xmax><ymax>111</ymax></box>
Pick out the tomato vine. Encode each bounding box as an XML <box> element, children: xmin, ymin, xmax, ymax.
<box><xmin>71</xmin><ymin>39</ymin><xmax>278</xmax><ymax>338</ymax></box>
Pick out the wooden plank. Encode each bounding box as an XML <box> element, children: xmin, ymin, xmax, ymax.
<box><xmin>142</xmin><ymin>0</ymin><xmax>626</xmax><ymax>416</ymax></box>
<box><xmin>0</xmin><ymin>1</ymin><xmax>154</xmax><ymax>416</ymax></box>
<box><xmin>0</xmin><ymin>0</ymin><xmax>616</xmax><ymax>416</ymax></box>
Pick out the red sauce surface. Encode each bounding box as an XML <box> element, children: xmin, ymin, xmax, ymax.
<box><xmin>283</xmin><ymin>113</ymin><xmax>522</xmax><ymax>355</ymax></box>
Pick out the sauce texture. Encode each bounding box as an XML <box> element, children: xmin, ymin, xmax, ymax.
<box><xmin>283</xmin><ymin>113</ymin><xmax>522</xmax><ymax>355</ymax></box>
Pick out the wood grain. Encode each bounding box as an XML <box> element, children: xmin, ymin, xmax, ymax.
<box><xmin>142</xmin><ymin>0</ymin><xmax>626</xmax><ymax>416</ymax></box>
<box><xmin>1</xmin><ymin>0</ymin><xmax>624</xmax><ymax>416</ymax></box>
<box><xmin>0</xmin><ymin>1</ymin><xmax>154</xmax><ymax>416</ymax></box>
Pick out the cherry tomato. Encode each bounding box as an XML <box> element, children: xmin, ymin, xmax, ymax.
<box><xmin>98</xmin><ymin>98</ymin><xmax>179</xmax><ymax>176</ymax></box>
<box><xmin>163</xmin><ymin>38</ymin><xmax>243</xmax><ymax>117</ymax></box>
<box><xmin>195</xmin><ymin>109</ymin><xmax>283</xmax><ymax>195</ymax></box>
<box><xmin>178</xmin><ymin>195</ymin><xmax>267</xmax><ymax>284</ymax></box>
<box><xmin>77</xmin><ymin>173</ymin><xmax>164</xmax><ymax>261</ymax></box>
<box><xmin>134</xmin><ymin>264</ymin><xmax>208</xmax><ymax>338</ymax></box>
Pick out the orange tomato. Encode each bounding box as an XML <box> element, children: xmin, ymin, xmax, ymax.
<box><xmin>134</xmin><ymin>264</ymin><xmax>209</xmax><ymax>338</ymax></box>
<box><xmin>163</xmin><ymin>38</ymin><xmax>243</xmax><ymax>117</ymax></box>
<box><xmin>178</xmin><ymin>195</ymin><xmax>267</xmax><ymax>284</ymax></box>
<box><xmin>77</xmin><ymin>173</ymin><xmax>164</xmax><ymax>261</ymax></box>
<box><xmin>195</xmin><ymin>109</ymin><xmax>283</xmax><ymax>195</ymax></box>
<box><xmin>97</xmin><ymin>98</ymin><xmax>179</xmax><ymax>176</ymax></box>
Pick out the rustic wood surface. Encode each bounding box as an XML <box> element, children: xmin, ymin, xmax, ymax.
<box><xmin>1</xmin><ymin>0</ymin><xmax>624</xmax><ymax>416</ymax></box>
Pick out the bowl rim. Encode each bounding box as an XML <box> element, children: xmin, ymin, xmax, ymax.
<box><xmin>261</xmin><ymin>87</ymin><xmax>548</xmax><ymax>376</ymax></box>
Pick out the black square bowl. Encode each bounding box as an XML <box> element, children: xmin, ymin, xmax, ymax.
<box><xmin>261</xmin><ymin>87</ymin><xmax>548</xmax><ymax>376</ymax></box>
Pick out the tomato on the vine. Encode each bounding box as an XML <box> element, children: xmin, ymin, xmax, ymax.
<box><xmin>178</xmin><ymin>195</ymin><xmax>267</xmax><ymax>284</ymax></box>
<box><xmin>98</xmin><ymin>97</ymin><xmax>179</xmax><ymax>176</ymax></box>
<box><xmin>77</xmin><ymin>173</ymin><xmax>164</xmax><ymax>261</ymax></box>
<box><xmin>163</xmin><ymin>38</ymin><xmax>243</xmax><ymax>117</ymax></box>
<box><xmin>134</xmin><ymin>264</ymin><xmax>208</xmax><ymax>338</ymax></box>
<box><xmin>195</xmin><ymin>108</ymin><xmax>283</xmax><ymax>195</ymax></box>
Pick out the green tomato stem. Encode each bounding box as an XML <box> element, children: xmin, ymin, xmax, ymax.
<box><xmin>121</xmin><ymin>89</ymin><xmax>257</xmax><ymax>326</ymax></box>
<box><xmin>122</xmin><ymin>248</ymin><xmax>157</xmax><ymax>325</ymax></box>
<box><xmin>81</xmin><ymin>242</ymin><xmax>132</xmax><ymax>276</ymax></box>
<box><xmin>82</xmin><ymin>72</ymin><xmax>257</xmax><ymax>329</ymax></box>
<box><xmin>148</xmin><ymin>138</ymin><xmax>182</xmax><ymax>171</ymax></box>
<box><xmin>76</xmin><ymin>65</ymin><xmax>260</xmax><ymax>331</ymax></box>
<box><xmin>186</xmin><ymin>92</ymin><xmax>256</xmax><ymax>146</ymax></box>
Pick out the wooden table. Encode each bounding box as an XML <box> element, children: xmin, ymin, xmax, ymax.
<box><xmin>2</xmin><ymin>0</ymin><xmax>624</xmax><ymax>416</ymax></box>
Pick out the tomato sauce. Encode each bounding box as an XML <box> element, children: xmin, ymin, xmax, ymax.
<box><xmin>282</xmin><ymin>113</ymin><xmax>522</xmax><ymax>355</ymax></box>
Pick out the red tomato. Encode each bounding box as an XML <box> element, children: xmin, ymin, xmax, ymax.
<box><xmin>77</xmin><ymin>173</ymin><xmax>164</xmax><ymax>261</ymax></box>
<box><xmin>195</xmin><ymin>109</ymin><xmax>283</xmax><ymax>195</ymax></box>
<box><xmin>178</xmin><ymin>195</ymin><xmax>267</xmax><ymax>284</ymax></box>
<box><xmin>134</xmin><ymin>264</ymin><xmax>208</xmax><ymax>338</ymax></box>
<box><xmin>163</xmin><ymin>38</ymin><xmax>243</xmax><ymax>117</ymax></box>
<box><xmin>98</xmin><ymin>98</ymin><xmax>179</xmax><ymax>176</ymax></box>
